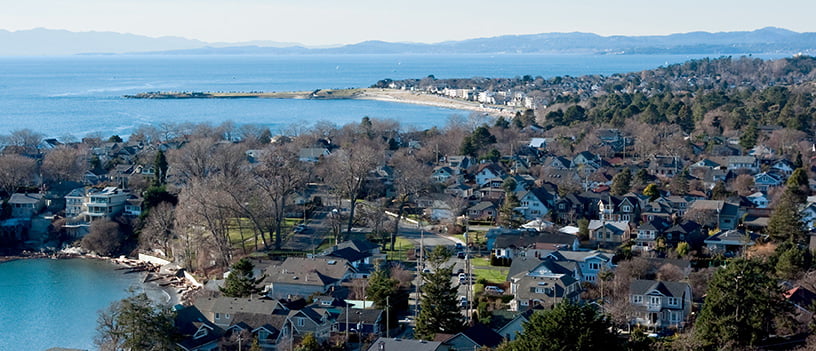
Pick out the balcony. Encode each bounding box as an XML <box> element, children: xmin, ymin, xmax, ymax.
<box><xmin>646</xmin><ymin>303</ymin><xmax>662</xmax><ymax>312</ymax></box>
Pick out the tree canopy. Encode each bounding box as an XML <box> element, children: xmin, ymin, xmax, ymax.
<box><xmin>505</xmin><ymin>302</ymin><xmax>620</xmax><ymax>351</ymax></box>
<box><xmin>220</xmin><ymin>258</ymin><xmax>265</xmax><ymax>297</ymax></box>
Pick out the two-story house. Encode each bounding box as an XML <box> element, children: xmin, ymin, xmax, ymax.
<box><xmin>7</xmin><ymin>193</ymin><xmax>45</xmax><ymax>218</ymax></box>
<box><xmin>64</xmin><ymin>186</ymin><xmax>131</xmax><ymax>223</ymax></box>
<box><xmin>686</xmin><ymin>200</ymin><xmax>740</xmax><ymax>230</ymax></box>
<box><xmin>474</xmin><ymin>163</ymin><xmax>506</xmax><ymax>187</ymax></box>
<box><xmin>629</xmin><ymin>280</ymin><xmax>692</xmax><ymax>330</ymax></box>
<box><xmin>588</xmin><ymin>220</ymin><xmax>631</xmax><ymax>246</ymax></box>
<box><xmin>264</xmin><ymin>257</ymin><xmax>355</xmax><ymax>299</ymax></box>
<box><xmin>507</xmin><ymin>257</ymin><xmax>582</xmax><ymax>311</ymax></box>
<box><xmin>545</xmin><ymin>250</ymin><xmax>613</xmax><ymax>284</ymax></box>
<box><xmin>515</xmin><ymin>188</ymin><xmax>553</xmax><ymax>220</ymax></box>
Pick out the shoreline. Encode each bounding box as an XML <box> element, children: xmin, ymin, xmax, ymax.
<box><xmin>124</xmin><ymin>88</ymin><xmax>519</xmax><ymax>118</ymax></box>
<box><xmin>0</xmin><ymin>252</ymin><xmax>193</xmax><ymax>306</ymax></box>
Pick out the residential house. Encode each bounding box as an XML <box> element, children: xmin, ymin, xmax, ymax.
<box><xmin>441</xmin><ymin>324</ymin><xmax>503</xmax><ymax>351</ymax></box>
<box><xmin>553</xmin><ymin>193</ymin><xmax>593</xmax><ymax>223</ymax></box>
<box><xmin>298</xmin><ymin>148</ymin><xmax>330</xmax><ymax>162</ymax></box>
<box><xmin>770</xmin><ymin>159</ymin><xmax>795</xmax><ymax>176</ymax></box>
<box><xmin>174</xmin><ymin>305</ymin><xmax>224</xmax><ymax>351</ymax></box>
<box><xmin>629</xmin><ymin>280</ymin><xmax>692</xmax><ymax>330</ymax></box>
<box><xmin>753</xmin><ymin>172</ymin><xmax>784</xmax><ymax>192</ymax></box>
<box><xmin>444</xmin><ymin>183</ymin><xmax>472</xmax><ymax>198</ymax></box>
<box><xmin>801</xmin><ymin>202</ymin><xmax>816</xmax><ymax>231</ymax></box>
<box><xmin>495</xmin><ymin>307</ymin><xmax>542</xmax><ymax>341</ymax></box>
<box><xmin>573</xmin><ymin>151</ymin><xmax>603</xmax><ymax>170</ymax></box>
<box><xmin>193</xmin><ymin>296</ymin><xmax>288</xmax><ymax>328</ymax></box>
<box><xmin>648</xmin><ymin>156</ymin><xmax>682</xmax><ymax>178</ymax></box>
<box><xmin>366</xmin><ymin>338</ymin><xmax>443</xmax><ymax>351</ymax></box>
<box><xmin>588</xmin><ymin>220</ymin><xmax>631</xmax><ymax>246</ymax></box>
<box><xmin>431</xmin><ymin>166</ymin><xmax>456</xmax><ymax>183</ymax></box>
<box><xmin>663</xmin><ymin>221</ymin><xmax>704</xmax><ymax>249</ymax></box>
<box><xmin>597</xmin><ymin>195</ymin><xmax>640</xmax><ymax>222</ymax></box>
<box><xmin>492</xmin><ymin>231</ymin><xmax>580</xmax><ymax>259</ymax></box>
<box><xmin>515</xmin><ymin>188</ymin><xmax>553</xmax><ymax>220</ymax></box>
<box><xmin>264</xmin><ymin>257</ymin><xmax>355</xmax><ymax>299</ymax></box>
<box><xmin>446</xmin><ymin>155</ymin><xmax>476</xmax><ymax>173</ymax></box>
<box><xmin>746</xmin><ymin>192</ymin><xmax>769</xmax><ymax>208</ymax></box>
<box><xmin>336</xmin><ymin>308</ymin><xmax>384</xmax><ymax>336</ymax></box>
<box><xmin>785</xmin><ymin>286</ymin><xmax>816</xmax><ymax>325</ymax></box>
<box><xmin>546</xmin><ymin>250</ymin><xmax>613</xmax><ymax>284</ymax></box>
<box><xmin>467</xmin><ymin>201</ymin><xmax>498</xmax><ymax>222</ymax></box>
<box><xmin>474</xmin><ymin>163</ymin><xmax>506</xmax><ymax>187</ymax></box>
<box><xmin>686</xmin><ymin>200</ymin><xmax>740</xmax><ymax>230</ymax></box>
<box><xmin>7</xmin><ymin>193</ymin><xmax>45</xmax><ymax>218</ymax></box>
<box><xmin>542</xmin><ymin>156</ymin><xmax>573</xmax><ymax>170</ymax></box>
<box><xmin>632</xmin><ymin>218</ymin><xmax>672</xmax><ymax>253</ymax></box>
<box><xmin>711</xmin><ymin>155</ymin><xmax>759</xmax><ymax>173</ymax></box>
<box><xmin>507</xmin><ymin>257</ymin><xmax>582</xmax><ymax>311</ymax></box>
<box><xmin>287</xmin><ymin>307</ymin><xmax>333</xmax><ymax>342</ymax></box>
<box><xmin>705</xmin><ymin>229</ymin><xmax>759</xmax><ymax>256</ymax></box>
<box><xmin>64</xmin><ymin>186</ymin><xmax>131</xmax><ymax>223</ymax></box>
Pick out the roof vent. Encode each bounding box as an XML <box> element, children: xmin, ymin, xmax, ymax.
<box><xmin>327</xmin><ymin>260</ymin><xmax>337</xmax><ymax>265</ymax></box>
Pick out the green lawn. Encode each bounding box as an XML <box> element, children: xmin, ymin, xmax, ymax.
<box><xmin>473</xmin><ymin>267</ymin><xmax>508</xmax><ymax>284</ymax></box>
<box><xmin>470</xmin><ymin>257</ymin><xmax>491</xmax><ymax>267</ymax></box>
<box><xmin>384</xmin><ymin>236</ymin><xmax>416</xmax><ymax>262</ymax></box>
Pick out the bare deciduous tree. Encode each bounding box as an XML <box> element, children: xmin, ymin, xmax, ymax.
<box><xmin>139</xmin><ymin>202</ymin><xmax>176</xmax><ymax>258</ymax></box>
<box><xmin>0</xmin><ymin>154</ymin><xmax>37</xmax><ymax>194</ymax></box>
<box><xmin>41</xmin><ymin>146</ymin><xmax>87</xmax><ymax>183</ymax></box>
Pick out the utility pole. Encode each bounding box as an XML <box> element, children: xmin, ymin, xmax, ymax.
<box><xmin>386</xmin><ymin>296</ymin><xmax>390</xmax><ymax>339</ymax></box>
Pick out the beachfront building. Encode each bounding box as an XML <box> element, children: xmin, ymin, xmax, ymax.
<box><xmin>64</xmin><ymin>186</ymin><xmax>131</xmax><ymax>223</ymax></box>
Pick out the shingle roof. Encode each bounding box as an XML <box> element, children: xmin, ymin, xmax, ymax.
<box><xmin>367</xmin><ymin>338</ymin><xmax>442</xmax><ymax>351</ymax></box>
<box><xmin>457</xmin><ymin>324</ymin><xmax>504</xmax><ymax>348</ymax></box>
<box><xmin>265</xmin><ymin>257</ymin><xmax>352</xmax><ymax>286</ymax></box>
<box><xmin>630</xmin><ymin>280</ymin><xmax>689</xmax><ymax>298</ymax></box>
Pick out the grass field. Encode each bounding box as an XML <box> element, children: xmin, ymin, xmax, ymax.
<box><xmin>384</xmin><ymin>236</ymin><xmax>416</xmax><ymax>262</ymax></box>
<box><xmin>474</xmin><ymin>267</ymin><xmax>508</xmax><ymax>284</ymax></box>
<box><xmin>470</xmin><ymin>257</ymin><xmax>491</xmax><ymax>267</ymax></box>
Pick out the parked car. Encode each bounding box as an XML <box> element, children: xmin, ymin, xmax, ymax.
<box><xmin>458</xmin><ymin>296</ymin><xmax>468</xmax><ymax>308</ymax></box>
<box><xmin>455</xmin><ymin>243</ymin><xmax>464</xmax><ymax>250</ymax></box>
<box><xmin>457</xmin><ymin>251</ymin><xmax>466</xmax><ymax>259</ymax></box>
<box><xmin>484</xmin><ymin>286</ymin><xmax>504</xmax><ymax>294</ymax></box>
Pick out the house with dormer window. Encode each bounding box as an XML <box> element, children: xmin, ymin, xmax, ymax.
<box><xmin>474</xmin><ymin>163</ymin><xmax>506</xmax><ymax>187</ymax></box>
<box><xmin>516</xmin><ymin>188</ymin><xmax>553</xmax><ymax>220</ymax></box>
<box><xmin>629</xmin><ymin>280</ymin><xmax>692</xmax><ymax>330</ymax></box>
<box><xmin>507</xmin><ymin>257</ymin><xmax>582</xmax><ymax>311</ymax></box>
<box><xmin>754</xmin><ymin>172</ymin><xmax>784</xmax><ymax>192</ymax></box>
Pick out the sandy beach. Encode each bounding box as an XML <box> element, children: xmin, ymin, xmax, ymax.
<box><xmin>356</xmin><ymin>88</ymin><xmax>519</xmax><ymax>118</ymax></box>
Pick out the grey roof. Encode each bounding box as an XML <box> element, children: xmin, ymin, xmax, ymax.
<box><xmin>513</xmin><ymin>273</ymin><xmax>580</xmax><ymax>301</ymax></box>
<box><xmin>508</xmin><ymin>257</ymin><xmax>575</xmax><ymax>281</ymax></box>
<box><xmin>337</xmin><ymin>308</ymin><xmax>383</xmax><ymax>324</ymax></box>
<box><xmin>8</xmin><ymin>193</ymin><xmax>43</xmax><ymax>204</ymax></box>
<box><xmin>469</xmin><ymin>201</ymin><xmax>497</xmax><ymax>212</ymax></box>
<box><xmin>229</xmin><ymin>311</ymin><xmax>288</xmax><ymax>333</ymax></box>
<box><xmin>366</xmin><ymin>338</ymin><xmax>442</xmax><ymax>351</ymax></box>
<box><xmin>630</xmin><ymin>280</ymin><xmax>689</xmax><ymax>298</ymax></box>
<box><xmin>454</xmin><ymin>324</ymin><xmax>504</xmax><ymax>348</ymax></box>
<box><xmin>493</xmin><ymin>231</ymin><xmax>577</xmax><ymax>250</ymax></box>
<box><xmin>704</xmin><ymin>229</ymin><xmax>758</xmax><ymax>246</ymax></box>
<box><xmin>194</xmin><ymin>297</ymin><xmax>285</xmax><ymax>316</ymax></box>
<box><xmin>265</xmin><ymin>257</ymin><xmax>352</xmax><ymax>286</ymax></box>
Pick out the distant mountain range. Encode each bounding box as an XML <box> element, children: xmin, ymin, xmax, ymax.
<box><xmin>1</xmin><ymin>27</ymin><xmax>815</xmax><ymax>56</ymax></box>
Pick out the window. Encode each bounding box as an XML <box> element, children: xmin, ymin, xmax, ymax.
<box><xmin>622</xmin><ymin>205</ymin><xmax>631</xmax><ymax>212</ymax></box>
<box><xmin>668</xmin><ymin>297</ymin><xmax>678</xmax><ymax>306</ymax></box>
<box><xmin>589</xmin><ymin>262</ymin><xmax>600</xmax><ymax>270</ymax></box>
<box><xmin>670</xmin><ymin>311</ymin><xmax>680</xmax><ymax>322</ymax></box>
<box><xmin>632</xmin><ymin>295</ymin><xmax>643</xmax><ymax>304</ymax></box>
<box><xmin>297</xmin><ymin>317</ymin><xmax>305</xmax><ymax>327</ymax></box>
<box><xmin>649</xmin><ymin>296</ymin><xmax>661</xmax><ymax>305</ymax></box>
<box><xmin>215</xmin><ymin>313</ymin><xmax>220</xmax><ymax>319</ymax></box>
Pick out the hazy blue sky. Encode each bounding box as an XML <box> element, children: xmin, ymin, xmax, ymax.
<box><xmin>2</xmin><ymin>0</ymin><xmax>814</xmax><ymax>45</ymax></box>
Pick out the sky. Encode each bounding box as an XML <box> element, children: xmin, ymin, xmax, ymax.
<box><xmin>2</xmin><ymin>0</ymin><xmax>815</xmax><ymax>46</ymax></box>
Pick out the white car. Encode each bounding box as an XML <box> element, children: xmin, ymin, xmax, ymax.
<box><xmin>484</xmin><ymin>286</ymin><xmax>504</xmax><ymax>294</ymax></box>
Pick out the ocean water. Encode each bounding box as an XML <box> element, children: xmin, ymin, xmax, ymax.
<box><xmin>0</xmin><ymin>258</ymin><xmax>166</xmax><ymax>351</ymax></box>
<box><xmin>0</xmin><ymin>53</ymin><xmax>785</xmax><ymax>138</ymax></box>
<box><xmin>0</xmin><ymin>53</ymin><xmax>789</xmax><ymax>350</ymax></box>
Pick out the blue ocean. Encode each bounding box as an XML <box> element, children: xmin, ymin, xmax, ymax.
<box><xmin>0</xmin><ymin>53</ymin><xmax>784</xmax><ymax>138</ymax></box>
<box><xmin>0</xmin><ymin>53</ymin><xmax>789</xmax><ymax>350</ymax></box>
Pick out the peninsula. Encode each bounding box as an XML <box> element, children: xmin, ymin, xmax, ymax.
<box><xmin>124</xmin><ymin>88</ymin><xmax>519</xmax><ymax>117</ymax></box>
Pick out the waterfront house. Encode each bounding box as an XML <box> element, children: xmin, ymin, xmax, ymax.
<box><xmin>8</xmin><ymin>193</ymin><xmax>45</xmax><ymax>218</ymax></box>
<box><xmin>629</xmin><ymin>280</ymin><xmax>692</xmax><ymax>330</ymax></box>
<box><xmin>174</xmin><ymin>305</ymin><xmax>224</xmax><ymax>351</ymax></box>
<box><xmin>193</xmin><ymin>296</ymin><xmax>288</xmax><ymax>328</ymax></box>
<box><xmin>63</xmin><ymin>186</ymin><xmax>131</xmax><ymax>223</ymax></box>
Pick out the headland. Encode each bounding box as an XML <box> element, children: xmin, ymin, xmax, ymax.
<box><xmin>124</xmin><ymin>88</ymin><xmax>518</xmax><ymax>117</ymax></box>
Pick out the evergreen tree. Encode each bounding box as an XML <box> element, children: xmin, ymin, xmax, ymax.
<box><xmin>494</xmin><ymin>116</ymin><xmax>510</xmax><ymax>129</ymax></box>
<box><xmin>366</xmin><ymin>266</ymin><xmax>399</xmax><ymax>328</ymax></box>
<box><xmin>694</xmin><ymin>258</ymin><xmax>791</xmax><ymax>349</ymax></box>
<box><xmin>295</xmin><ymin>333</ymin><xmax>320</xmax><ymax>351</ymax></box>
<box><xmin>507</xmin><ymin>302</ymin><xmax>620</xmax><ymax>351</ymax></box>
<box><xmin>669</xmin><ymin>169</ymin><xmax>689</xmax><ymax>195</ymax></box>
<box><xmin>153</xmin><ymin>149</ymin><xmax>168</xmax><ymax>186</ymax></box>
<box><xmin>710</xmin><ymin>181</ymin><xmax>730</xmax><ymax>200</ymax></box>
<box><xmin>766</xmin><ymin>189</ymin><xmax>807</xmax><ymax>243</ymax></box>
<box><xmin>610</xmin><ymin>168</ymin><xmax>632</xmax><ymax>196</ymax></box>
<box><xmin>786</xmin><ymin>168</ymin><xmax>810</xmax><ymax>204</ymax></box>
<box><xmin>773</xmin><ymin>241</ymin><xmax>811</xmax><ymax>280</ymax></box>
<box><xmin>220</xmin><ymin>258</ymin><xmax>265</xmax><ymax>297</ymax></box>
<box><xmin>498</xmin><ymin>193</ymin><xmax>523</xmax><ymax>228</ymax></box>
<box><xmin>414</xmin><ymin>265</ymin><xmax>464</xmax><ymax>340</ymax></box>
<box><xmin>739</xmin><ymin>122</ymin><xmax>758</xmax><ymax>149</ymax></box>
<box><xmin>95</xmin><ymin>292</ymin><xmax>176</xmax><ymax>351</ymax></box>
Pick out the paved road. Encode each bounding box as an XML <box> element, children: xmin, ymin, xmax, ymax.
<box><xmin>281</xmin><ymin>210</ymin><xmax>328</xmax><ymax>251</ymax></box>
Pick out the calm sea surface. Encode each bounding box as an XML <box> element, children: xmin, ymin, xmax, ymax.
<box><xmin>0</xmin><ymin>53</ymin><xmax>785</xmax><ymax>138</ymax></box>
<box><xmin>0</xmin><ymin>53</ymin><xmax>788</xmax><ymax>350</ymax></box>
<box><xmin>0</xmin><ymin>258</ymin><xmax>166</xmax><ymax>351</ymax></box>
